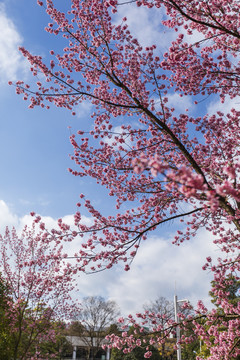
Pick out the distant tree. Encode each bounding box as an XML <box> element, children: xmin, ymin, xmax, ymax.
<box><xmin>106</xmin><ymin>323</ymin><xmax>120</xmax><ymax>336</ymax></box>
<box><xmin>142</xmin><ymin>297</ymin><xmax>197</xmax><ymax>360</ymax></box>
<box><xmin>143</xmin><ymin>297</ymin><xmax>174</xmax><ymax>325</ymax></box>
<box><xmin>70</xmin><ymin>296</ymin><xmax>120</xmax><ymax>360</ymax></box>
<box><xmin>143</xmin><ymin>297</ymin><xmax>175</xmax><ymax>360</ymax></box>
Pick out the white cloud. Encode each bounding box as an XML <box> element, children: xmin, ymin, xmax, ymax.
<box><xmin>114</xmin><ymin>4</ymin><xmax>175</xmax><ymax>50</ymax></box>
<box><xmin>0</xmin><ymin>200</ymin><xmax>19</xmax><ymax>232</ymax></box>
<box><xmin>103</xmin><ymin>229</ymin><xmax>218</xmax><ymax>315</ymax></box>
<box><xmin>0</xmin><ymin>4</ymin><xmax>28</xmax><ymax>83</ymax></box>
<box><xmin>75</xmin><ymin>100</ymin><xmax>93</xmax><ymax>119</ymax></box>
<box><xmin>207</xmin><ymin>95</ymin><xmax>240</xmax><ymax>116</ymax></box>
<box><xmin>0</xmin><ymin>199</ymin><xmax>220</xmax><ymax>317</ymax></box>
<box><xmin>103</xmin><ymin>125</ymin><xmax>134</xmax><ymax>151</ymax></box>
<box><xmin>73</xmin><ymin>227</ymin><xmax>220</xmax><ymax>316</ymax></box>
<box><xmin>18</xmin><ymin>212</ymin><xmax>93</xmax><ymax>256</ymax></box>
<box><xmin>160</xmin><ymin>92</ymin><xmax>194</xmax><ymax>114</ymax></box>
<box><xmin>181</xmin><ymin>25</ymin><xmax>206</xmax><ymax>48</ymax></box>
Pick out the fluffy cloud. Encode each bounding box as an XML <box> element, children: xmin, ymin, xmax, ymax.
<box><xmin>163</xmin><ymin>92</ymin><xmax>195</xmax><ymax>115</ymax></box>
<box><xmin>0</xmin><ymin>199</ymin><xmax>218</xmax><ymax>316</ymax></box>
<box><xmin>0</xmin><ymin>200</ymin><xmax>19</xmax><ymax>232</ymax></box>
<box><xmin>114</xmin><ymin>3</ymin><xmax>175</xmax><ymax>49</ymax></box>
<box><xmin>75</xmin><ymin>100</ymin><xmax>93</xmax><ymax>119</ymax></box>
<box><xmin>207</xmin><ymin>95</ymin><xmax>240</xmax><ymax>116</ymax></box>
<box><xmin>77</xmin><ymin>230</ymin><xmax>218</xmax><ymax>315</ymax></box>
<box><xmin>0</xmin><ymin>4</ymin><xmax>27</xmax><ymax>83</ymax></box>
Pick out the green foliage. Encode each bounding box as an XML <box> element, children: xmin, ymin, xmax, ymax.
<box><xmin>105</xmin><ymin>323</ymin><xmax>120</xmax><ymax>336</ymax></box>
<box><xmin>197</xmin><ymin>342</ymin><xmax>210</xmax><ymax>359</ymax></box>
<box><xmin>158</xmin><ymin>339</ymin><xmax>176</xmax><ymax>360</ymax></box>
<box><xmin>181</xmin><ymin>339</ymin><xmax>201</xmax><ymax>360</ymax></box>
<box><xmin>67</xmin><ymin>320</ymin><xmax>86</xmax><ymax>336</ymax></box>
<box><xmin>0</xmin><ymin>274</ymin><xmax>13</xmax><ymax>360</ymax></box>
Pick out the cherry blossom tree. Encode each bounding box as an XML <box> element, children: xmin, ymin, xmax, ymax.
<box><xmin>10</xmin><ymin>0</ymin><xmax>240</xmax><ymax>359</ymax></box>
<box><xmin>0</xmin><ymin>225</ymin><xmax>76</xmax><ymax>360</ymax></box>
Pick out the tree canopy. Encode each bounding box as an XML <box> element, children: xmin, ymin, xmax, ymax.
<box><xmin>0</xmin><ymin>226</ymin><xmax>76</xmax><ymax>360</ymax></box>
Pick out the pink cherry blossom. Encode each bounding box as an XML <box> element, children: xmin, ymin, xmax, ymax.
<box><xmin>9</xmin><ymin>0</ymin><xmax>240</xmax><ymax>358</ymax></box>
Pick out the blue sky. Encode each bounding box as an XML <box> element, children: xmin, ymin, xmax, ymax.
<box><xmin>0</xmin><ymin>0</ymin><xmax>229</xmax><ymax>316</ymax></box>
<box><xmin>0</xmin><ymin>0</ymin><xmax>82</xmax><ymax>217</ymax></box>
